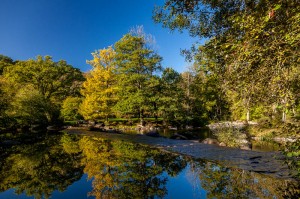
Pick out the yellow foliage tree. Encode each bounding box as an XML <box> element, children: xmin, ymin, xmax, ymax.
<box><xmin>79</xmin><ymin>46</ymin><xmax>118</xmax><ymax>121</ymax></box>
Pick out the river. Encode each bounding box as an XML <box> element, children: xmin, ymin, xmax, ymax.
<box><xmin>0</xmin><ymin>131</ymin><xmax>299</xmax><ymax>198</ymax></box>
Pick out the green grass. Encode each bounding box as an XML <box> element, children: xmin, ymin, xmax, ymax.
<box><xmin>64</xmin><ymin>121</ymin><xmax>78</xmax><ymax>125</ymax></box>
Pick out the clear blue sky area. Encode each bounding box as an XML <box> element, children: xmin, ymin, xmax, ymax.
<box><xmin>0</xmin><ymin>0</ymin><xmax>200</xmax><ymax>73</ymax></box>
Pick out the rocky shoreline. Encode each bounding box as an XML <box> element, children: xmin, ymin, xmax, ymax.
<box><xmin>65</xmin><ymin>128</ymin><xmax>297</xmax><ymax>180</ymax></box>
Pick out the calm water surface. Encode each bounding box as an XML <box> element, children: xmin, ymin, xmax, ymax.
<box><xmin>0</xmin><ymin>132</ymin><xmax>299</xmax><ymax>199</ymax></box>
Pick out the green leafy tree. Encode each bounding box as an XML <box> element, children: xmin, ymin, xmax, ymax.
<box><xmin>3</xmin><ymin>55</ymin><xmax>84</xmax><ymax>125</ymax></box>
<box><xmin>114</xmin><ymin>32</ymin><xmax>162</xmax><ymax>120</ymax></box>
<box><xmin>0</xmin><ymin>55</ymin><xmax>15</xmax><ymax>128</ymax></box>
<box><xmin>0</xmin><ymin>77</ymin><xmax>16</xmax><ymax>129</ymax></box>
<box><xmin>0</xmin><ymin>54</ymin><xmax>14</xmax><ymax>75</ymax></box>
<box><xmin>158</xmin><ymin>67</ymin><xmax>184</xmax><ymax>124</ymax></box>
<box><xmin>190</xmin><ymin>63</ymin><xmax>230</xmax><ymax>123</ymax></box>
<box><xmin>8</xmin><ymin>85</ymin><xmax>54</xmax><ymax>126</ymax></box>
<box><xmin>154</xmin><ymin>0</ymin><xmax>300</xmax><ymax>123</ymax></box>
<box><xmin>4</xmin><ymin>55</ymin><xmax>84</xmax><ymax>101</ymax></box>
<box><xmin>61</xmin><ymin>97</ymin><xmax>83</xmax><ymax>121</ymax></box>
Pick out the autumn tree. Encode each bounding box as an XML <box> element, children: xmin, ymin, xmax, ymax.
<box><xmin>79</xmin><ymin>47</ymin><xmax>118</xmax><ymax>121</ymax></box>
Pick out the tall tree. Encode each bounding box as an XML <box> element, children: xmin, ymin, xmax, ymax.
<box><xmin>80</xmin><ymin>47</ymin><xmax>118</xmax><ymax>121</ymax></box>
<box><xmin>190</xmin><ymin>62</ymin><xmax>230</xmax><ymax>122</ymax></box>
<box><xmin>114</xmin><ymin>33</ymin><xmax>162</xmax><ymax>120</ymax></box>
<box><xmin>158</xmin><ymin>67</ymin><xmax>184</xmax><ymax>124</ymax></box>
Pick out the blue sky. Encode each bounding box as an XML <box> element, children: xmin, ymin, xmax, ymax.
<box><xmin>0</xmin><ymin>0</ymin><xmax>199</xmax><ymax>73</ymax></box>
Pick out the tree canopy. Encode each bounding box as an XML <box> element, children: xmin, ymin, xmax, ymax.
<box><xmin>154</xmin><ymin>0</ymin><xmax>300</xmax><ymax>122</ymax></box>
<box><xmin>80</xmin><ymin>47</ymin><xmax>118</xmax><ymax>121</ymax></box>
<box><xmin>0</xmin><ymin>55</ymin><xmax>84</xmax><ymax>127</ymax></box>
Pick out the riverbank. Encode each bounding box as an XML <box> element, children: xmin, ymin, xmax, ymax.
<box><xmin>64</xmin><ymin>128</ymin><xmax>296</xmax><ymax>179</ymax></box>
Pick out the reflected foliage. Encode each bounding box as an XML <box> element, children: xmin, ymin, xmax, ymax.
<box><xmin>0</xmin><ymin>133</ymin><xmax>83</xmax><ymax>199</ymax></box>
<box><xmin>189</xmin><ymin>161</ymin><xmax>300</xmax><ymax>199</ymax></box>
<box><xmin>284</xmin><ymin>140</ymin><xmax>300</xmax><ymax>178</ymax></box>
<box><xmin>0</xmin><ymin>133</ymin><xmax>299</xmax><ymax>198</ymax></box>
<box><xmin>79</xmin><ymin>136</ymin><xmax>187</xmax><ymax>199</ymax></box>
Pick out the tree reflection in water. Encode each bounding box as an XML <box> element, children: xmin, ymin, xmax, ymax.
<box><xmin>77</xmin><ymin>136</ymin><xmax>187</xmax><ymax>199</ymax></box>
<box><xmin>0</xmin><ymin>133</ymin><xmax>83</xmax><ymax>199</ymax></box>
<box><xmin>186</xmin><ymin>160</ymin><xmax>300</xmax><ymax>199</ymax></box>
<box><xmin>0</xmin><ymin>133</ymin><xmax>299</xmax><ymax>199</ymax></box>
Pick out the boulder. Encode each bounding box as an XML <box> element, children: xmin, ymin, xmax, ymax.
<box><xmin>219</xmin><ymin>142</ymin><xmax>227</xmax><ymax>147</ymax></box>
<box><xmin>170</xmin><ymin>133</ymin><xmax>188</xmax><ymax>140</ymax></box>
<box><xmin>237</xmin><ymin>138</ymin><xmax>252</xmax><ymax>150</ymax></box>
<box><xmin>47</xmin><ymin>126</ymin><xmax>65</xmax><ymax>132</ymax></box>
<box><xmin>88</xmin><ymin>120</ymin><xmax>96</xmax><ymax>125</ymax></box>
<box><xmin>240</xmin><ymin>143</ymin><xmax>252</xmax><ymax>150</ymax></box>
<box><xmin>202</xmin><ymin>138</ymin><xmax>220</xmax><ymax>145</ymax></box>
<box><xmin>168</xmin><ymin>126</ymin><xmax>178</xmax><ymax>130</ymax></box>
<box><xmin>146</xmin><ymin>131</ymin><xmax>160</xmax><ymax>137</ymax></box>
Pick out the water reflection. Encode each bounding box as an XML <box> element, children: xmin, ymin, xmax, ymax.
<box><xmin>0</xmin><ymin>132</ymin><xmax>299</xmax><ymax>199</ymax></box>
<box><xmin>76</xmin><ymin>136</ymin><xmax>187</xmax><ymax>198</ymax></box>
<box><xmin>189</xmin><ymin>161</ymin><xmax>300</xmax><ymax>199</ymax></box>
<box><xmin>0</xmin><ymin>133</ymin><xmax>83</xmax><ymax>199</ymax></box>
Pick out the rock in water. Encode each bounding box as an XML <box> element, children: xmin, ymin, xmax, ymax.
<box><xmin>146</xmin><ymin>131</ymin><xmax>160</xmax><ymax>137</ymax></box>
<box><xmin>170</xmin><ymin>133</ymin><xmax>188</xmax><ymax>140</ymax></box>
<box><xmin>202</xmin><ymin>138</ymin><xmax>220</xmax><ymax>145</ymax></box>
<box><xmin>219</xmin><ymin>142</ymin><xmax>227</xmax><ymax>147</ymax></box>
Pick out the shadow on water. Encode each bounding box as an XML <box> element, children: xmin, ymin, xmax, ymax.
<box><xmin>0</xmin><ymin>132</ymin><xmax>299</xmax><ymax>198</ymax></box>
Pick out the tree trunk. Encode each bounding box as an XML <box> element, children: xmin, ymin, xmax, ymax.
<box><xmin>282</xmin><ymin>95</ymin><xmax>288</xmax><ymax>122</ymax></box>
<box><xmin>282</xmin><ymin>111</ymin><xmax>286</xmax><ymax>123</ymax></box>
<box><xmin>292</xmin><ymin>108</ymin><xmax>296</xmax><ymax>116</ymax></box>
<box><xmin>246</xmin><ymin>109</ymin><xmax>250</xmax><ymax>122</ymax></box>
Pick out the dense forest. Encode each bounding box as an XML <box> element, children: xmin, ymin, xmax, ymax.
<box><xmin>0</xmin><ymin>0</ymin><xmax>299</xmax><ymax>136</ymax></box>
